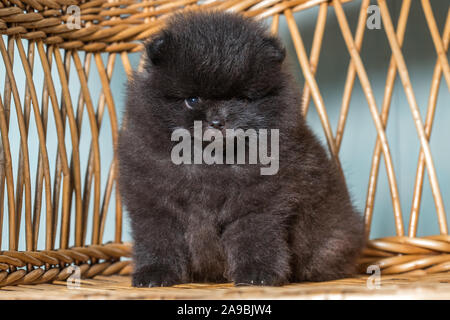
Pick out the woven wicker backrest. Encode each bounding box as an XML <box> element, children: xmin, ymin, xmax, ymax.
<box><xmin>0</xmin><ymin>0</ymin><xmax>449</xmax><ymax>287</ymax></box>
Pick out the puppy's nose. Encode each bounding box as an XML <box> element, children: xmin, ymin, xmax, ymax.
<box><xmin>209</xmin><ymin>119</ymin><xmax>224</xmax><ymax>129</ymax></box>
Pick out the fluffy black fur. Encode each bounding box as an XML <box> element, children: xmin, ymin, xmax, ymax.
<box><xmin>118</xmin><ymin>10</ymin><xmax>365</xmax><ymax>287</ymax></box>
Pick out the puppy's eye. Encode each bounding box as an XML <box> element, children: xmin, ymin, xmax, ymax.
<box><xmin>239</xmin><ymin>96</ymin><xmax>252</xmax><ymax>103</ymax></box>
<box><xmin>184</xmin><ymin>97</ymin><xmax>201</xmax><ymax>109</ymax></box>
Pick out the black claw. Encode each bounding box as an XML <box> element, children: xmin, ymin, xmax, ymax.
<box><xmin>233</xmin><ymin>269</ymin><xmax>284</xmax><ymax>286</ymax></box>
<box><xmin>132</xmin><ymin>265</ymin><xmax>180</xmax><ymax>288</ymax></box>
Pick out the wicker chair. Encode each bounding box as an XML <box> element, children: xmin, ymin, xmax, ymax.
<box><xmin>0</xmin><ymin>0</ymin><xmax>449</xmax><ymax>298</ymax></box>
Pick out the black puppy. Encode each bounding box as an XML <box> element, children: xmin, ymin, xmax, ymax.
<box><xmin>118</xmin><ymin>10</ymin><xmax>365</xmax><ymax>287</ymax></box>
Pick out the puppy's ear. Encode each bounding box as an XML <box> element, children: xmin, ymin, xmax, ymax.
<box><xmin>263</xmin><ymin>36</ymin><xmax>286</xmax><ymax>63</ymax></box>
<box><xmin>144</xmin><ymin>32</ymin><xmax>170</xmax><ymax>65</ymax></box>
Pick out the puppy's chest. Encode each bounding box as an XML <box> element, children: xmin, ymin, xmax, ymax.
<box><xmin>180</xmin><ymin>180</ymin><xmax>273</xmax><ymax>223</ymax></box>
<box><xmin>154</xmin><ymin>164</ymin><xmax>278</xmax><ymax>219</ymax></box>
<box><xmin>180</xmin><ymin>180</ymin><xmax>238</xmax><ymax>216</ymax></box>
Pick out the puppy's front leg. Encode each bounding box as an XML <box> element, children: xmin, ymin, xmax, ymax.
<box><xmin>221</xmin><ymin>212</ymin><xmax>291</xmax><ymax>286</ymax></box>
<box><xmin>131</xmin><ymin>213</ymin><xmax>189</xmax><ymax>287</ymax></box>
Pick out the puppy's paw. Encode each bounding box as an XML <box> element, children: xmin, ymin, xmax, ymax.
<box><xmin>233</xmin><ymin>268</ymin><xmax>286</xmax><ymax>286</ymax></box>
<box><xmin>132</xmin><ymin>265</ymin><xmax>180</xmax><ymax>288</ymax></box>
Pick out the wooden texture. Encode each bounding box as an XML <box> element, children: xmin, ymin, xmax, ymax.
<box><xmin>0</xmin><ymin>0</ymin><xmax>449</xmax><ymax>290</ymax></box>
<box><xmin>0</xmin><ymin>0</ymin><xmax>355</xmax><ymax>53</ymax></box>
<box><xmin>2</xmin><ymin>272</ymin><xmax>450</xmax><ymax>299</ymax></box>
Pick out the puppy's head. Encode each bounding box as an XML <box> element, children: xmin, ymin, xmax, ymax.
<box><xmin>141</xmin><ymin>10</ymin><xmax>288</xmax><ymax>134</ymax></box>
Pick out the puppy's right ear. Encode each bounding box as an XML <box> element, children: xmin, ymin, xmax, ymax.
<box><xmin>263</xmin><ymin>36</ymin><xmax>286</xmax><ymax>64</ymax></box>
<box><xmin>144</xmin><ymin>33</ymin><xmax>169</xmax><ymax>65</ymax></box>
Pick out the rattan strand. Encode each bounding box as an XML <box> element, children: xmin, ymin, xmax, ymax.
<box><xmin>1</xmin><ymin>272</ymin><xmax>450</xmax><ymax>299</ymax></box>
<box><xmin>1</xmin><ymin>236</ymin><xmax>450</xmax><ymax>287</ymax></box>
<box><xmin>0</xmin><ymin>0</ymin><xmax>354</xmax><ymax>53</ymax></box>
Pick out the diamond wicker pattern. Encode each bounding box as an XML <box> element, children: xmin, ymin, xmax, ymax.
<box><xmin>0</xmin><ymin>0</ymin><xmax>449</xmax><ymax>287</ymax></box>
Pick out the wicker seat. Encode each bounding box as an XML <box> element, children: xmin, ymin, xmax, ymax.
<box><xmin>0</xmin><ymin>0</ymin><xmax>449</xmax><ymax>298</ymax></box>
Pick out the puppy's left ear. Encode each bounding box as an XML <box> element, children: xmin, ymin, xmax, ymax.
<box><xmin>263</xmin><ymin>36</ymin><xmax>286</xmax><ymax>63</ymax></box>
<box><xmin>143</xmin><ymin>32</ymin><xmax>170</xmax><ymax>65</ymax></box>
